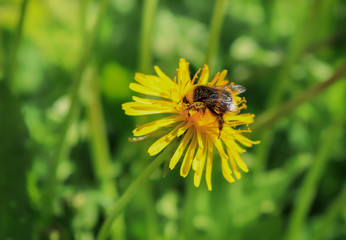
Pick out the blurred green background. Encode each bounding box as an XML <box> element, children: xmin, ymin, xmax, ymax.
<box><xmin>1</xmin><ymin>0</ymin><xmax>346</xmax><ymax>239</ymax></box>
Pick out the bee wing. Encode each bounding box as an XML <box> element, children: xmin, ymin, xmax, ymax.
<box><xmin>215</xmin><ymin>84</ymin><xmax>246</xmax><ymax>94</ymax></box>
<box><xmin>230</xmin><ymin>84</ymin><xmax>246</xmax><ymax>94</ymax></box>
<box><xmin>221</xmin><ymin>97</ymin><xmax>239</xmax><ymax>113</ymax></box>
<box><xmin>205</xmin><ymin>94</ymin><xmax>240</xmax><ymax>113</ymax></box>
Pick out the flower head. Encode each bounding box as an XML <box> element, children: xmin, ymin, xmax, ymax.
<box><xmin>122</xmin><ymin>59</ymin><xmax>259</xmax><ymax>190</ymax></box>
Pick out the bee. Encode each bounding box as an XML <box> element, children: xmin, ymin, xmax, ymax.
<box><xmin>182</xmin><ymin>83</ymin><xmax>246</xmax><ymax>138</ymax></box>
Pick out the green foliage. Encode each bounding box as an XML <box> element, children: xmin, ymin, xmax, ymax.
<box><xmin>1</xmin><ymin>0</ymin><xmax>345</xmax><ymax>239</ymax></box>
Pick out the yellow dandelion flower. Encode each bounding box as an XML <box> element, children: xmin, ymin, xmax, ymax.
<box><xmin>122</xmin><ymin>58</ymin><xmax>259</xmax><ymax>190</ymax></box>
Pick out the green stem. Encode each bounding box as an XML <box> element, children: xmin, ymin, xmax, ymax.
<box><xmin>84</xmin><ymin>65</ymin><xmax>125</xmax><ymax>239</ymax></box>
<box><xmin>252</xmin><ymin>62</ymin><xmax>346</xmax><ymax>132</ymax></box>
<box><xmin>138</xmin><ymin>0</ymin><xmax>159</xmax><ymax>73</ymax></box>
<box><xmin>205</xmin><ymin>0</ymin><xmax>227</xmax><ymax>71</ymax></box>
<box><xmin>7</xmin><ymin>0</ymin><xmax>29</xmax><ymax>84</ymax></box>
<box><xmin>96</xmin><ymin>144</ymin><xmax>174</xmax><ymax>240</ymax></box>
<box><xmin>310</xmin><ymin>186</ymin><xmax>346</xmax><ymax>240</ymax></box>
<box><xmin>85</xmin><ymin>66</ymin><xmax>117</xmax><ymax>195</ymax></box>
<box><xmin>283</xmin><ymin>111</ymin><xmax>346</xmax><ymax>240</ymax></box>
<box><xmin>44</xmin><ymin>0</ymin><xmax>110</xmax><ymax>217</ymax></box>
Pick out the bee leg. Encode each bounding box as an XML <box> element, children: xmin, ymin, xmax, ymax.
<box><xmin>207</xmin><ymin>107</ymin><xmax>224</xmax><ymax>138</ymax></box>
<box><xmin>217</xmin><ymin>115</ymin><xmax>224</xmax><ymax>139</ymax></box>
<box><xmin>185</xmin><ymin>102</ymin><xmax>206</xmax><ymax>116</ymax></box>
<box><xmin>201</xmin><ymin>105</ymin><xmax>207</xmax><ymax>114</ymax></box>
<box><xmin>197</xmin><ymin>104</ymin><xmax>207</xmax><ymax>116</ymax></box>
<box><xmin>185</xmin><ymin>102</ymin><xmax>205</xmax><ymax>111</ymax></box>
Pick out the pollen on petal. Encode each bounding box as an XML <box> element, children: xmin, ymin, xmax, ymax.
<box><xmin>148</xmin><ymin>122</ymin><xmax>185</xmax><ymax>156</ymax></box>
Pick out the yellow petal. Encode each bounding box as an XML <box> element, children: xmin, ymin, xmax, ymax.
<box><xmin>134</xmin><ymin>73</ymin><xmax>177</xmax><ymax>97</ymax></box>
<box><xmin>124</xmin><ymin>99</ymin><xmax>175</xmax><ymax>108</ymax></box>
<box><xmin>192</xmin><ymin>130</ymin><xmax>205</xmax><ymax>171</ymax></box>
<box><xmin>205</xmin><ymin>139</ymin><xmax>213</xmax><ymax>191</ymax></box>
<box><xmin>196</xmin><ymin>145</ymin><xmax>207</xmax><ymax>175</ymax></box>
<box><xmin>227</xmin><ymin>142</ymin><xmax>249</xmax><ymax>172</ymax></box>
<box><xmin>214</xmin><ymin>138</ymin><xmax>235</xmax><ymax>183</ymax></box>
<box><xmin>153</xmin><ymin>67</ymin><xmax>180</xmax><ymax>102</ymax></box>
<box><xmin>196</xmin><ymin>129</ymin><xmax>204</xmax><ymax>149</ymax></box>
<box><xmin>224</xmin><ymin>113</ymin><xmax>255</xmax><ymax>124</ymax></box>
<box><xmin>233</xmin><ymin>134</ymin><xmax>260</xmax><ymax>147</ymax></box>
<box><xmin>223</xmin><ymin>137</ymin><xmax>246</xmax><ymax>153</ymax></box>
<box><xmin>169</xmin><ymin>128</ymin><xmax>193</xmax><ymax>169</ymax></box>
<box><xmin>225</xmin><ymin>146</ymin><xmax>241</xmax><ymax>180</ymax></box>
<box><xmin>178</xmin><ymin>58</ymin><xmax>191</xmax><ymax>91</ymax></box>
<box><xmin>209</xmin><ymin>72</ymin><xmax>219</xmax><ymax>85</ymax></box>
<box><xmin>193</xmin><ymin>163</ymin><xmax>205</xmax><ymax>187</ymax></box>
<box><xmin>122</xmin><ymin>102</ymin><xmax>176</xmax><ymax>116</ymax></box>
<box><xmin>123</xmin><ymin>109</ymin><xmax>174</xmax><ymax>116</ymax></box>
<box><xmin>177</xmin><ymin>123</ymin><xmax>190</xmax><ymax>137</ymax></box>
<box><xmin>216</xmin><ymin>70</ymin><xmax>228</xmax><ymax>85</ymax></box>
<box><xmin>148</xmin><ymin>122</ymin><xmax>185</xmax><ymax>156</ymax></box>
<box><xmin>180</xmin><ymin>132</ymin><xmax>197</xmax><ymax>177</ymax></box>
<box><xmin>198</xmin><ymin>65</ymin><xmax>209</xmax><ymax>85</ymax></box>
<box><xmin>213</xmin><ymin>138</ymin><xmax>228</xmax><ymax>160</ymax></box>
<box><xmin>193</xmin><ymin>136</ymin><xmax>208</xmax><ymax>188</ymax></box>
<box><xmin>129</xmin><ymin>83</ymin><xmax>171</xmax><ymax>99</ymax></box>
<box><xmin>192</xmin><ymin>144</ymin><xmax>204</xmax><ymax>171</ymax></box>
<box><xmin>221</xmin><ymin>156</ymin><xmax>235</xmax><ymax>183</ymax></box>
<box><xmin>191</xmin><ymin>68</ymin><xmax>201</xmax><ymax>84</ymax></box>
<box><xmin>133</xmin><ymin>115</ymin><xmax>183</xmax><ymax>136</ymax></box>
<box><xmin>134</xmin><ymin>73</ymin><xmax>161</xmax><ymax>88</ymax></box>
<box><xmin>132</xmin><ymin>96</ymin><xmax>173</xmax><ymax>105</ymax></box>
<box><xmin>153</xmin><ymin>66</ymin><xmax>175</xmax><ymax>87</ymax></box>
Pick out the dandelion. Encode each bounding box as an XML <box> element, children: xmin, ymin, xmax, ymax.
<box><xmin>122</xmin><ymin>59</ymin><xmax>259</xmax><ymax>190</ymax></box>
